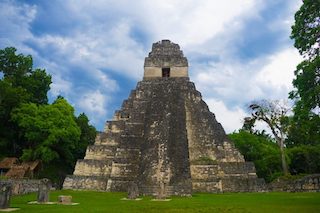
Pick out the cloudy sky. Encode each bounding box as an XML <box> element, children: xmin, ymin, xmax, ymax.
<box><xmin>0</xmin><ymin>0</ymin><xmax>303</xmax><ymax>133</ymax></box>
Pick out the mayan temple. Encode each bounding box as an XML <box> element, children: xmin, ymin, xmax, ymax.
<box><xmin>63</xmin><ymin>40</ymin><xmax>266</xmax><ymax>196</ymax></box>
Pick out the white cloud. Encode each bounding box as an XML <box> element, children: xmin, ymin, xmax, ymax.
<box><xmin>50</xmin><ymin>75</ymin><xmax>72</xmax><ymax>97</ymax></box>
<box><xmin>206</xmin><ymin>99</ymin><xmax>247</xmax><ymax>133</ymax></box>
<box><xmin>0</xmin><ymin>0</ymin><xmax>303</xmax><ymax>131</ymax></box>
<box><xmin>255</xmin><ymin>48</ymin><xmax>301</xmax><ymax>98</ymax></box>
<box><xmin>78</xmin><ymin>90</ymin><xmax>108</xmax><ymax>125</ymax></box>
<box><xmin>0</xmin><ymin>1</ymin><xmax>36</xmax><ymax>48</ymax></box>
<box><xmin>194</xmin><ymin>47</ymin><xmax>301</xmax><ymax>133</ymax></box>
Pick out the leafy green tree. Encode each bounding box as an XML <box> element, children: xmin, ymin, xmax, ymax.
<box><xmin>0</xmin><ymin>47</ymin><xmax>98</xmax><ymax>186</ymax></box>
<box><xmin>229</xmin><ymin>131</ymin><xmax>282</xmax><ymax>182</ymax></box>
<box><xmin>0</xmin><ymin>47</ymin><xmax>51</xmax><ymax>105</ymax></box>
<box><xmin>287</xmin><ymin>104</ymin><xmax>320</xmax><ymax>146</ymax></box>
<box><xmin>290</xmin><ymin>58</ymin><xmax>320</xmax><ymax>111</ymax></box>
<box><xmin>291</xmin><ymin>0</ymin><xmax>320</xmax><ymax>59</ymax></box>
<box><xmin>75</xmin><ymin>113</ymin><xmax>96</xmax><ymax>159</ymax></box>
<box><xmin>0</xmin><ymin>47</ymin><xmax>51</xmax><ymax>157</ymax></box>
<box><xmin>287</xmin><ymin>145</ymin><xmax>320</xmax><ymax>174</ymax></box>
<box><xmin>0</xmin><ymin>47</ymin><xmax>33</xmax><ymax>86</ymax></box>
<box><xmin>289</xmin><ymin>0</ymin><xmax>320</xmax><ymax>146</ymax></box>
<box><xmin>11</xmin><ymin>97</ymin><xmax>81</xmax><ymax>164</ymax></box>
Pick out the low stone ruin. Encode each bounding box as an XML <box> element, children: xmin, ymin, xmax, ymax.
<box><xmin>127</xmin><ymin>182</ymin><xmax>139</xmax><ymax>199</ymax></box>
<box><xmin>269</xmin><ymin>174</ymin><xmax>320</xmax><ymax>192</ymax></box>
<box><xmin>58</xmin><ymin>195</ymin><xmax>72</xmax><ymax>204</ymax></box>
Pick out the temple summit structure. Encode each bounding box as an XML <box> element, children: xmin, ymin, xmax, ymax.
<box><xmin>63</xmin><ymin>40</ymin><xmax>266</xmax><ymax>196</ymax></box>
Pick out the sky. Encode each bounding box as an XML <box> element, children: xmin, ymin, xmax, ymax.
<box><xmin>0</xmin><ymin>0</ymin><xmax>303</xmax><ymax>133</ymax></box>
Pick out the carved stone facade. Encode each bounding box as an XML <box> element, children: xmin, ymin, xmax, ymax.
<box><xmin>144</xmin><ymin>40</ymin><xmax>188</xmax><ymax>78</ymax></box>
<box><xmin>63</xmin><ymin>40</ymin><xmax>266</xmax><ymax>195</ymax></box>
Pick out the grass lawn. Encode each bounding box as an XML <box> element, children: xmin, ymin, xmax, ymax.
<box><xmin>9</xmin><ymin>190</ymin><xmax>320</xmax><ymax>213</ymax></box>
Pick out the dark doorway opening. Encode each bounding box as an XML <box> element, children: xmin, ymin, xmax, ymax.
<box><xmin>162</xmin><ymin>68</ymin><xmax>170</xmax><ymax>77</ymax></box>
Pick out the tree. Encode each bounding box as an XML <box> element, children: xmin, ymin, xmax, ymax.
<box><xmin>0</xmin><ymin>47</ymin><xmax>51</xmax><ymax>157</ymax></box>
<box><xmin>287</xmin><ymin>145</ymin><xmax>320</xmax><ymax>174</ymax></box>
<box><xmin>289</xmin><ymin>57</ymin><xmax>320</xmax><ymax>112</ymax></box>
<box><xmin>287</xmin><ymin>103</ymin><xmax>320</xmax><ymax>147</ymax></box>
<box><xmin>75</xmin><ymin>113</ymin><xmax>96</xmax><ymax>159</ymax></box>
<box><xmin>11</xmin><ymin>97</ymin><xmax>81</xmax><ymax>164</ymax></box>
<box><xmin>0</xmin><ymin>47</ymin><xmax>51</xmax><ymax>104</ymax></box>
<box><xmin>248</xmin><ymin>100</ymin><xmax>290</xmax><ymax>175</ymax></box>
<box><xmin>291</xmin><ymin>0</ymin><xmax>320</xmax><ymax>59</ymax></box>
<box><xmin>229</xmin><ymin>131</ymin><xmax>282</xmax><ymax>182</ymax></box>
<box><xmin>289</xmin><ymin>0</ymin><xmax>320</xmax><ymax>146</ymax></box>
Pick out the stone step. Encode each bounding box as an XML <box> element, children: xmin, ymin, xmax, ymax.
<box><xmin>113</xmin><ymin>110</ymin><xmax>130</xmax><ymax>121</ymax></box>
<box><xmin>99</xmin><ymin>132</ymin><xmax>121</xmax><ymax>146</ymax></box>
<box><xmin>218</xmin><ymin>162</ymin><xmax>257</xmax><ymax>175</ymax></box>
<box><xmin>63</xmin><ymin>175</ymin><xmax>109</xmax><ymax>191</ymax></box>
<box><xmin>84</xmin><ymin>145</ymin><xmax>117</xmax><ymax>160</ymax></box>
<box><xmin>114</xmin><ymin>148</ymin><xmax>140</xmax><ymax>160</ymax></box>
<box><xmin>220</xmin><ymin>176</ymin><xmax>267</xmax><ymax>192</ymax></box>
<box><xmin>139</xmin><ymin>185</ymin><xmax>176</xmax><ymax>196</ymax></box>
<box><xmin>105</xmin><ymin>120</ymin><xmax>126</xmax><ymax>133</ymax></box>
<box><xmin>110</xmin><ymin>163</ymin><xmax>139</xmax><ymax>178</ymax></box>
<box><xmin>73</xmin><ymin>159</ymin><xmax>112</xmax><ymax>176</ymax></box>
<box><xmin>192</xmin><ymin>180</ymin><xmax>222</xmax><ymax>193</ymax></box>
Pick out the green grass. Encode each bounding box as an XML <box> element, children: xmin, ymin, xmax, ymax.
<box><xmin>9</xmin><ymin>190</ymin><xmax>320</xmax><ymax>213</ymax></box>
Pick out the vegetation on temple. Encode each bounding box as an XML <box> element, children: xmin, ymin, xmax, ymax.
<box><xmin>0</xmin><ymin>47</ymin><xmax>96</xmax><ymax>185</ymax></box>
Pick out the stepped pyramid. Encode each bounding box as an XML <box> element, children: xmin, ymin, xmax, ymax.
<box><xmin>63</xmin><ymin>40</ymin><xmax>266</xmax><ymax>195</ymax></box>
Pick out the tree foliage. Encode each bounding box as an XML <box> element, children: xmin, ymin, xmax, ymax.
<box><xmin>0</xmin><ymin>47</ymin><xmax>97</xmax><ymax>185</ymax></box>
<box><xmin>75</xmin><ymin>113</ymin><xmax>96</xmax><ymax>160</ymax></box>
<box><xmin>0</xmin><ymin>47</ymin><xmax>51</xmax><ymax>104</ymax></box>
<box><xmin>287</xmin><ymin>145</ymin><xmax>320</xmax><ymax>174</ymax></box>
<box><xmin>0</xmin><ymin>47</ymin><xmax>52</xmax><ymax>157</ymax></box>
<box><xmin>289</xmin><ymin>0</ymin><xmax>320</xmax><ymax>147</ymax></box>
<box><xmin>289</xmin><ymin>57</ymin><xmax>320</xmax><ymax>112</ymax></box>
<box><xmin>291</xmin><ymin>0</ymin><xmax>320</xmax><ymax>59</ymax></box>
<box><xmin>287</xmin><ymin>105</ymin><xmax>320</xmax><ymax>146</ymax></box>
<box><xmin>11</xmin><ymin>97</ymin><xmax>81</xmax><ymax>164</ymax></box>
<box><xmin>229</xmin><ymin>131</ymin><xmax>282</xmax><ymax>182</ymax></box>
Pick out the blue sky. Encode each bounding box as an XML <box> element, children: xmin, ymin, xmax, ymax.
<box><xmin>0</xmin><ymin>0</ymin><xmax>302</xmax><ymax>133</ymax></box>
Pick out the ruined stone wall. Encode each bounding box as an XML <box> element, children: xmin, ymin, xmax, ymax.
<box><xmin>0</xmin><ymin>179</ymin><xmax>40</xmax><ymax>195</ymax></box>
<box><xmin>269</xmin><ymin>174</ymin><xmax>320</xmax><ymax>192</ymax></box>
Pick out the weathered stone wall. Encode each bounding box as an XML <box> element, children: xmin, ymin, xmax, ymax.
<box><xmin>144</xmin><ymin>40</ymin><xmax>188</xmax><ymax>78</ymax></box>
<box><xmin>73</xmin><ymin>159</ymin><xmax>112</xmax><ymax>176</ymax></box>
<box><xmin>138</xmin><ymin>78</ymin><xmax>192</xmax><ymax>196</ymax></box>
<box><xmin>0</xmin><ymin>179</ymin><xmax>40</xmax><ymax>195</ymax></box>
<box><xmin>63</xmin><ymin>176</ymin><xmax>107</xmax><ymax>191</ymax></box>
<box><xmin>144</xmin><ymin>67</ymin><xmax>188</xmax><ymax>78</ymax></box>
<box><xmin>269</xmin><ymin>174</ymin><xmax>320</xmax><ymax>192</ymax></box>
<box><xmin>184</xmin><ymin>84</ymin><xmax>244</xmax><ymax>163</ymax></box>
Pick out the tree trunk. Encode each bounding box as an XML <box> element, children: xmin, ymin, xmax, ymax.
<box><xmin>279</xmin><ymin>138</ymin><xmax>289</xmax><ymax>175</ymax></box>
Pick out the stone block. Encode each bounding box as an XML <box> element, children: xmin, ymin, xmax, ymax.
<box><xmin>0</xmin><ymin>182</ymin><xmax>11</xmax><ymax>209</ymax></box>
<box><xmin>37</xmin><ymin>178</ymin><xmax>51</xmax><ymax>203</ymax></box>
<box><xmin>58</xmin><ymin>195</ymin><xmax>72</xmax><ymax>204</ymax></box>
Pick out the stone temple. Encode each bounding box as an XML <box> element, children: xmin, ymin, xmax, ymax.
<box><xmin>63</xmin><ymin>40</ymin><xmax>266</xmax><ymax>196</ymax></box>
